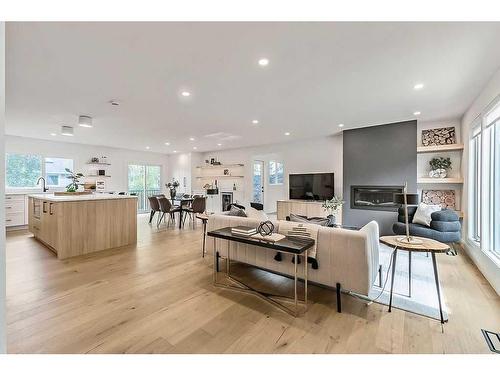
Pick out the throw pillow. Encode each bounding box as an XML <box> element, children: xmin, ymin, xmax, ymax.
<box><xmin>227</xmin><ymin>206</ymin><xmax>247</xmax><ymax>217</ymax></box>
<box><xmin>289</xmin><ymin>213</ymin><xmax>330</xmax><ymax>227</ymax></box>
<box><xmin>412</xmin><ymin>203</ymin><xmax>441</xmax><ymax>227</ymax></box>
<box><xmin>246</xmin><ymin>206</ymin><xmax>269</xmax><ymax>221</ymax></box>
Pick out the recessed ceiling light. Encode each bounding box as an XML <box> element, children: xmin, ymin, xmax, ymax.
<box><xmin>217</xmin><ymin>143</ymin><xmax>222</xmax><ymax>146</ymax></box>
<box><xmin>165</xmin><ymin>142</ymin><xmax>170</xmax><ymax>146</ymax></box>
<box><xmin>61</xmin><ymin>125</ymin><xmax>74</xmax><ymax>136</ymax></box>
<box><xmin>413</xmin><ymin>83</ymin><xmax>424</xmax><ymax>90</ymax></box>
<box><xmin>173</xmin><ymin>150</ymin><xmax>177</xmax><ymax>153</ymax></box>
<box><xmin>284</xmin><ymin>132</ymin><xmax>290</xmax><ymax>136</ymax></box>
<box><xmin>258</xmin><ymin>58</ymin><xmax>269</xmax><ymax>66</ymax></box>
<box><xmin>181</xmin><ymin>91</ymin><xmax>191</xmax><ymax>97</ymax></box>
<box><xmin>78</xmin><ymin>115</ymin><xmax>93</xmax><ymax>128</ymax></box>
<box><xmin>50</xmin><ymin>133</ymin><xmax>57</xmax><ymax>136</ymax></box>
<box><xmin>338</xmin><ymin>123</ymin><xmax>345</xmax><ymax>128</ymax></box>
<box><xmin>189</xmin><ymin>137</ymin><xmax>195</xmax><ymax>141</ymax></box>
<box><xmin>413</xmin><ymin>111</ymin><xmax>421</xmax><ymax>116</ymax></box>
<box><xmin>193</xmin><ymin>146</ymin><xmax>197</xmax><ymax>150</ymax></box>
<box><xmin>252</xmin><ymin>120</ymin><xmax>259</xmax><ymax>124</ymax></box>
<box><xmin>146</xmin><ymin>146</ymin><xmax>150</xmax><ymax>150</ymax></box>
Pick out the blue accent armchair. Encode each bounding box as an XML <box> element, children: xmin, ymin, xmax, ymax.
<box><xmin>392</xmin><ymin>206</ymin><xmax>461</xmax><ymax>243</ymax></box>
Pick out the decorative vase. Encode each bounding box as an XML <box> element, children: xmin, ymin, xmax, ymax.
<box><xmin>327</xmin><ymin>212</ymin><xmax>337</xmax><ymax>226</ymax></box>
<box><xmin>429</xmin><ymin>168</ymin><xmax>447</xmax><ymax>178</ymax></box>
<box><xmin>170</xmin><ymin>188</ymin><xmax>176</xmax><ymax>199</ymax></box>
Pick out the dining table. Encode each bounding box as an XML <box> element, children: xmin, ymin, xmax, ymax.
<box><xmin>171</xmin><ymin>196</ymin><xmax>194</xmax><ymax>229</ymax></box>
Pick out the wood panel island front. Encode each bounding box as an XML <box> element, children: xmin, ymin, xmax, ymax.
<box><xmin>28</xmin><ymin>194</ymin><xmax>137</xmax><ymax>259</ymax></box>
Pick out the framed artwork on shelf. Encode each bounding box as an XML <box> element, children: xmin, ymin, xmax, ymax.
<box><xmin>421</xmin><ymin>190</ymin><xmax>456</xmax><ymax>210</ymax></box>
<box><xmin>96</xmin><ymin>179</ymin><xmax>106</xmax><ymax>191</ymax></box>
<box><xmin>421</xmin><ymin>126</ymin><xmax>456</xmax><ymax>146</ymax></box>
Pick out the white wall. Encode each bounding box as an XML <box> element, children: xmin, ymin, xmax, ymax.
<box><xmin>193</xmin><ymin>135</ymin><xmax>343</xmax><ymax>213</ymax></box>
<box><xmin>5</xmin><ymin>135</ymin><xmax>169</xmax><ymax>194</ymax></box>
<box><xmin>461</xmin><ymin>67</ymin><xmax>500</xmax><ymax>294</ymax></box>
<box><xmin>0</xmin><ymin>21</ymin><xmax>7</xmax><ymax>354</ymax></box>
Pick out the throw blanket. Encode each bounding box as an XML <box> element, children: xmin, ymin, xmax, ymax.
<box><xmin>274</xmin><ymin>221</ymin><xmax>319</xmax><ymax>269</ymax></box>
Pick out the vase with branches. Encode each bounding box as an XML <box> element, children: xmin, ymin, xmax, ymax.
<box><xmin>166</xmin><ymin>179</ymin><xmax>180</xmax><ymax>199</ymax></box>
<box><xmin>322</xmin><ymin>196</ymin><xmax>344</xmax><ymax>225</ymax></box>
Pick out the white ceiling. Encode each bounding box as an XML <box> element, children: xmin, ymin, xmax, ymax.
<box><xmin>6</xmin><ymin>22</ymin><xmax>500</xmax><ymax>154</ymax></box>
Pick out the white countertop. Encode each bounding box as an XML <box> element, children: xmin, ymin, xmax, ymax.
<box><xmin>28</xmin><ymin>193</ymin><xmax>137</xmax><ymax>202</ymax></box>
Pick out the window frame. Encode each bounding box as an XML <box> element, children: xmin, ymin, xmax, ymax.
<box><xmin>268</xmin><ymin>160</ymin><xmax>284</xmax><ymax>186</ymax></box>
<box><xmin>5</xmin><ymin>153</ymin><xmax>74</xmax><ymax>190</ymax></box>
<box><xmin>468</xmin><ymin>96</ymin><xmax>500</xmax><ymax>264</ymax></box>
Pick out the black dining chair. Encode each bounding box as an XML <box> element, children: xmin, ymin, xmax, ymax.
<box><xmin>148</xmin><ymin>196</ymin><xmax>161</xmax><ymax>224</ymax></box>
<box><xmin>183</xmin><ymin>196</ymin><xmax>206</xmax><ymax>228</ymax></box>
<box><xmin>157</xmin><ymin>197</ymin><xmax>181</xmax><ymax>228</ymax></box>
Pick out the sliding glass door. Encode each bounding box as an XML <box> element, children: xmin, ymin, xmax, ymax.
<box><xmin>128</xmin><ymin>164</ymin><xmax>161</xmax><ymax>212</ymax></box>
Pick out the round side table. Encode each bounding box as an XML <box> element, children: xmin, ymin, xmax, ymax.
<box><xmin>380</xmin><ymin>235</ymin><xmax>450</xmax><ymax>324</ymax></box>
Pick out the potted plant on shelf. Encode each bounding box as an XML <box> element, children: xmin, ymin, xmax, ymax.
<box><xmin>65</xmin><ymin>168</ymin><xmax>84</xmax><ymax>193</ymax></box>
<box><xmin>322</xmin><ymin>196</ymin><xmax>344</xmax><ymax>225</ymax></box>
<box><xmin>429</xmin><ymin>157</ymin><xmax>452</xmax><ymax>178</ymax></box>
<box><xmin>166</xmin><ymin>179</ymin><xmax>180</xmax><ymax>199</ymax></box>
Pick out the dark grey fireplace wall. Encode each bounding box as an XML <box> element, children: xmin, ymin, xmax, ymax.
<box><xmin>342</xmin><ymin>120</ymin><xmax>417</xmax><ymax>234</ymax></box>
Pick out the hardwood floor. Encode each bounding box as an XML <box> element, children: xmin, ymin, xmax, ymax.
<box><xmin>6</xmin><ymin>214</ymin><xmax>500</xmax><ymax>353</ymax></box>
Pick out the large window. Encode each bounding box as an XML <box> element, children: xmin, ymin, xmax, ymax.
<box><xmin>268</xmin><ymin>161</ymin><xmax>284</xmax><ymax>185</ymax></box>
<box><xmin>45</xmin><ymin>157</ymin><xmax>74</xmax><ymax>188</ymax></box>
<box><xmin>469</xmin><ymin>98</ymin><xmax>500</xmax><ymax>261</ymax></box>
<box><xmin>128</xmin><ymin>164</ymin><xmax>161</xmax><ymax>212</ymax></box>
<box><xmin>5</xmin><ymin>153</ymin><xmax>42</xmax><ymax>188</ymax></box>
<box><xmin>5</xmin><ymin>153</ymin><xmax>74</xmax><ymax>189</ymax></box>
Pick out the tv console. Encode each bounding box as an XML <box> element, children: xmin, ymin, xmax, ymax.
<box><xmin>276</xmin><ymin>200</ymin><xmax>343</xmax><ymax>224</ymax></box>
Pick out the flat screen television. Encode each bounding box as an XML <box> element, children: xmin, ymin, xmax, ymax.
<box><xmin>289</xmin><ymin>173</ymin><xmax>334</xmax><ymax>201</ymax></box>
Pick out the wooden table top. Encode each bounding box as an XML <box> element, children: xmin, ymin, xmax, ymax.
<box><xmin>379</xmin><ymin>235</ymin><xmax>450</xmax><ymax>253</ymax></box>
<box><xmin>196</xmin><ymin>213</ymin><xmax>210</xmax><ymax>221</ymax></box>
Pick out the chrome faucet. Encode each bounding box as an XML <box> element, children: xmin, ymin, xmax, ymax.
<box><xmin>36</xmin><ymin>177</ymin><xmax>49</xmax><ymax>192</ymax></box>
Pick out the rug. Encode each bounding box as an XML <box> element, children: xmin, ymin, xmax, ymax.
<box><xmin>368</xmin><ymin>243</ymin><xmax>448</xmax><ymax>321</ymax></box>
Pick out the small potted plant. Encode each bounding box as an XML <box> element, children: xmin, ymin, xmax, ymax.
<box><xmin>65</xmin><ymin>168</ymin><xmax>84</xmax><ymax>193</ymax></box>
<box><xmin>166</xmin><ymin>179</ymin><xmax>180</xmax><ymax>199</ymax></box>
<box><xmin>322</xmin><ymin>196</ymin><xmax>344</xmax><ymax>225</ymax></box>
<box><xmin>429</xmin><ymin>157</ymin><xmax>452</xmax><ymax>178</ymax></box>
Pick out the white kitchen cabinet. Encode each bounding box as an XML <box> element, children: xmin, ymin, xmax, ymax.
<box><xmin>5</xmin><ymin>194</ymin><xmax>28</xmax><ymax>228</ymax></box>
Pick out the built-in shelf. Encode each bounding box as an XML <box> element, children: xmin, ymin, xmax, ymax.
<box><xmin>417</xmin><ymin>177</ymin><xmax>463</xmax><ymax>184</ymax></box>
<box><xmin>86</xmin><ymin>162</ymin><xmax>111</xmax><ymax>166</ymax></box>
<box><xmin>196</xmin><ymin>164</ymin><xmax>244</xmax><ymax>169</ymax></box>
<box><xmin>196</xmin><ymin>175</ymin><xmax>244</xmax><ymax>178</ymax></box>
<box><xmin>87</xmin><ymin>175</ymin><xmax>112</xmax><ymax>178</ymax></box>
<box><xmin>417</xmin><ymin>144</ymin><xmax>464</xmax><ymax>154</ymax></box>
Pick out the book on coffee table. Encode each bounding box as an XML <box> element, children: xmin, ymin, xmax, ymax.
<box><xmin>231</xmin><ymin>226</ymin><xmax>257</xmax><ymax>236</ymax></box>
<box><xmin>250</xmin><ymin>233</ymin><xmax>286</xmax><ymax>243</ymax></box>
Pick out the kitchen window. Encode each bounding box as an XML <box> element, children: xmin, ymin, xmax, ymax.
<box><xmin>5</xmin><ymin>153</ymin><xmax>74</xmax><ymax>189</ymax></box>
<box><xmin>5</xmin><ymin>153</ymin><xmax>42</xmax><ymax>189</ymax></box>
<box><xmin>269</xmin><ymin>161</ymin><xmax>284</xmax><ymax>185</ymax></box>
<box><xmin>468</xmin><ymin>97</ymin><xmax>500</xmax><ymax>261</ymax></box>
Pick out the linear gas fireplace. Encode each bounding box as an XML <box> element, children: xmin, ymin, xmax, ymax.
<box><xmin>350</xmin><ymin>185</ymin><xmax>404</xmax><ymax>211</ymax></box>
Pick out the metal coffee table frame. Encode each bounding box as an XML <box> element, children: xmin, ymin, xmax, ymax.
<box><xmin>209</xmin><ymin>229</ymin><xmax>313</xmax><ymax>317</ymax></box>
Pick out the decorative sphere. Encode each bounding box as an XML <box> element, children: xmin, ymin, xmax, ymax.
<box><xmin>258</xmin><ymin>221</ymin><xmax>274</xmax><ymax>236</ymax></box>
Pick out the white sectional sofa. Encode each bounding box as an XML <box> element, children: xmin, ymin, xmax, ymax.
<box><xmin>206</xmin><ymin>214</ymin><xmax>380</xmax><ymax>312</ymax></box>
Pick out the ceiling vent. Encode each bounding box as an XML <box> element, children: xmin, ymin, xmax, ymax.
<box><xmin>61</xmin><ymin>125</ymin><xmax>74</xmax><ymax>136</ymax></box>
<box><xmin>78</xmin><ymin>115</ymin><xmax>93</xmax><ymax>128</ymax></box>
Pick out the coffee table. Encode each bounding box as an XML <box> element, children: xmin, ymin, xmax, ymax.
<box><xmin>207</xmin><ymin>227</ymin><xmax>315</xmax><ymax>317</ymax></box>
<box><xmin>380</xmin><ymin>235</ymin><xmax>450</xmax><ymax>324</ymax></box>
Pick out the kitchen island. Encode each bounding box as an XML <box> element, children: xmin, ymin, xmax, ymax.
<box><xmin>28</xmin><ymin>193</ymin><xmax>137</xmax><ymax>259</ymax></box>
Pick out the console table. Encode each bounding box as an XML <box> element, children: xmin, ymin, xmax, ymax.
<box><xmin>207</xmin><ymin>227</ymin><xmax>315</xmax><ymax>317</ymax></box>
